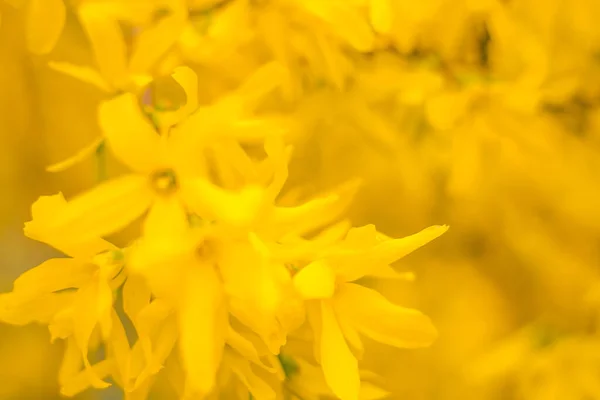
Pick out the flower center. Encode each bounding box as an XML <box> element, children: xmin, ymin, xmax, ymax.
<box><xmin>151</xmin><ymin>168</ymin><xmax>178</xmax><ymax>195</ymax></box>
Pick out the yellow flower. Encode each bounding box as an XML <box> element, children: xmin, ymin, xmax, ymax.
<box><xmin>49</xmin><ymin>0</ymin><xmax>187</xmax><ymax>93</ymax></box>
<box><xmin>0</xmin><ymin>194</ymin><xmax>127</xmax><ymax>394</ymax></box>
<box><xmin>292</xmin><ymin>224</ymin><xmax>447</xmax><ymax>400</ymax></box>
<box><xmin>41</xmin><ymin>64</ymin><xmax>292</xmax><ymax>244</ymax></box>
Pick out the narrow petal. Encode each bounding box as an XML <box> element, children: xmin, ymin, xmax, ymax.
<box><xmin>24</xmin><ymin>193</ymin><xmax>118</xmax><ymax>258</ymax></box>
<box><xmin>368</xmin><ymin>225</ymin><xmax>449</xmax><ymax>266</ymax></box>
<box><xmin>369</xmin><ymin>0</ymin><xmax>393</xmax><ymax>34</ymax></box>
<box><xmin>180</xmin><ymin>179</ymin><xmax>264</xmax><ymax>226</ymax></box>
<box><xmin>46</xmin><ymin>137</ymin><xmax>105</xmax><ymax>173</ymax></box>
<box><xmin>60</xmin><ymin>359</ymin><xmax>113</xmax><ymax>397</ymax></box>
<box><xmin>306</xmin><ymin>301</ymin><xmax>322</xmax><ymax>363</ymax></box>
<box><xmin>105</xmin><ymin>310</ymin><xmax>132</xmax><ymax>388</ymax></box>
<box><xmin>335</xmin><ymin>225</ymin><xmax>448</xmax><ymax>282</ymax></box>
<box><xmin>335</xmin><ymin>283</ymin><xmax>438</xmax><ymax>348</ymax></box>
<box><xmin>155</xmin><ymin>66</ymin><xmax>199</xmax><ymax>128</ymax></box>
<box><xmin>300</xmin><ymin>0</ymin><xmax>374</xmax><ymax>52</ymax></box>
<box><xmin>26</xmin><ymin>0</ymin><xmax>65</xmax><ymax>54</ymax></box>
<box><xmin>320</xmin><ymin>300</ymin><xmax>360</xmax><ymax>400</ymax></box>
<box><xmin>228</xmin><ymin>354</ymin><xmax>277</xmax><ymax>400</ymax></box>
<box><xmin>337</xmin><ymin>315</ymin><xmax>364</xmax><ymax>359</ymax></box>
<box><xmin>98</xmin><ymin>93</ymin><xmax>163</xmax><ymax>172</ymax></box>
<box><xmin>293</xmin><ymin>261</ymin><xmax>336</xmax><ymax>300</ymax></box>
<box><xmin>235</xmin><ymin>61</ymin><xmax>286</xmax><ymax>111</ymax></box>
<box><xmin>179</xmin><ymin>264</ymin><xmax>226</xmax><ymax>395</ymax></box>
<box><xmin>72</xmin><ymin>278</ymin><xmax>114</xmax><ymax>389</ymax></box>
<box><xmin>78</xmin><ymin>4</ymin><xmax>128</xmax><ymax>88</ymax></box>
<box><xmin>131</xmin><ymin>300</ymin><xmax>175</xmax><ymax>389</ymax></box>
<box><xmin>129</xmin><ymin>8</ymin><xmax>187</xmax><ymax>75</ymax></box>
<box><xmin>360</xmin><ymin>382</ymin><xmax>391</xmax><ymax>400</ymax></box>
<box><xmin>269</xmin><ymin>179</ymin><xmax>360</xmax><ymax>237</ymax></box>
<box><xmin>368</xmin><ymin>266</ymin><xmax>416</xmax><ymax>281</ymax></box>
<box><xmin>123</xmin><ymin>274</ymin><xmax>152</xmax><ymax>328</ymax></box>
<box><xmin>48</xmin><ymin>62</ymin><xmax>111</xmax><ymax>92</ymax></box>
<box><xmin>227</xmin><ymin>326</ymin><xmax>263</xmax><ymax>367</ymax></box>
<box><xmin>43</xmin><ymin>175</ymin><xmax>153</xmax><ymax>243</ymax></box>
<box><xmin>13</xmin><ymin>258</ymin><xmax>95</xmax><ymax>294</ymax></box>
<box><xmin>0</xmin><ymin>291</ymin><xmax>74</xmax><ymax>326</ymax></box>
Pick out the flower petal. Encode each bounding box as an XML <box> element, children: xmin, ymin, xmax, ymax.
<box><xmin>72</xmin><ymin>278</ymin><xmax>114</xmax><ymax>390</ymax></box>
<box><xmin>13</xmin><ymin>258</ymin><xmax>95</xmax><ymax>294</ymax></box>
<box><xmin>48</xmin><ymin>62</ymin><xmax>111</xmax><ymax>92</ymax></box>
<box><xmin>24</xmin><ymin>193</ymin><xmax>118</xmax><ymax>258</ymax></box>
<box><xmin>369</xmin><ymin>0</ymin><xmax>393</xmax><ymax>34</ymax></box>
<box><xmin>335</xmin><ymin>283</ymin><xmax>438</xmax><ymax>348</ymax></box>
<box><xmin>320</xmin><ymin>300</ymin><xmax>360</xmax><ymax>400</ymax></box>
<box><xmin>181</xmin><ymin>179</ymin><xmax>264</xmax><ymax>226</ymax></box>
<box><xmin>78</xmin><ymin>4</ymin><xmax>128</xmax><ymax>88</ymax></box>
<box><xmin>368</xmin><ymin>225</ymin><xmax>449</xmax><ymax>266</ymax></box>
<box><xmin>300</xmin><ymin>0</ymin><xmax>374</xmax><ymax>52</ymax></box>
<box><xmin>46</xmin><ymin>137</ymin><xmax>105</xmax><ymax>173</ymax></box>
<box><xmin>0</xmin><ymin>291</ymin><xmax>74</xmax><ymax>326</ymax></box>
<box><xmin>43</xmin><ymin>175</ymin><xmax>153</xmax><ymax>243</ymax></box>
<box><xmin>227</xmin><ymin>353</ymin><xmax>277</xmax><ymax>400</ymax></box>
<box><xmin>293</xmin><ymin>261</ymin><xmax>336</xmax><ymax>300</ymax></box>
<box><xmin>179</xmin><ymin>264</ymin><xmax>226</xmax><ymax>395</ymax></box>
<box><xmin>98</xmin><ymin>93</ymin><xmax>163</xmax><ymax>172</ymax></box>
<box><xmin>25</xmin><ymin>0</ymin><xmax>65</xmax><ymax>54</ymax></box>
<box><xmin>129</xmin><ymin>7</ymin><xmax>187</xmax><ymax>75</ymax></box>
<box><xmin>123</xmin><ymin>274</ymin><xmax>152</xmax><ymax>329</ymax></box>
<box><xmin>334</xmin><ymin>225</ymin><xmax>448</xmax><ymax>282</ymax></box>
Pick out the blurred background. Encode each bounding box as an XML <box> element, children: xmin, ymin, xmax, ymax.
<box><xmin>1</xmin><ymin>0</ymin><xmax>600</xmax><ymax>399</ymax></box>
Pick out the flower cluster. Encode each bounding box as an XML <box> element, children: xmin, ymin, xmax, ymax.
<box><xmin>0</xmin><ymin>1</ymin><xmax>449</xmax><ymax>399</ymax></box>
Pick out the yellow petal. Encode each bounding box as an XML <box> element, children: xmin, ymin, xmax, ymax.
<box><xmin>142</xmin><ymin>196</ymin><xmax>189</xmax><ymax>240</ymax></box>
<box><xmin>24</xmin><ymin>193</ymin><xmax>117</xmax><ymax>258</ymax></box>
<box><xmin>131</xmin><ymin>197</ymin><xmax>193</xmax><ymax>277</ymax></box>
<box><xmin>263</xmin><ymin>136</ymin><xmax>293</xmax><ymax>203</ymax></box>
<box><xmin>60</xmin><ymin>359</ymin><xmax>113</xmax><ymax>397</ymax></box>
<box><xmin>46</xmin><ymin>137</ymin><xmax>105</xmax><ymax>173</ymax></box>
<box><xmin>78</xmin><ymin>4</ymin><xmax>128</xmax><ymax>88</ymax></box>
<box><xmin>43</xmin><ymin>175</ymin><xmax>153</xmax><ymax>243</ymax></box>
<box><xmin>269</xmin><ymin>180</ymin><xmax>360</xmax><ymax>237</ymax></box>
<box><xmin>59</xmin><ymin>337</ymin><xmax>82</xmax><ymax>390</ymax></box>
<box><xmin>98</xmin><ymin>93</ymin><xmax>163</xmax><ymax>172</ymax></box>
<box><xmin>228</xmin><ymin>354</ymin><xmax>277</xmax><ymax>400</ymax></box>
<box><xmin>359</xmin><ymin>382</ymin><xmax>390</xmax><ymax>400</ymax></box>
<box><xmin>105</xmin><ymin>310</ymin><xmax>132</xmax><ymax>388</ymax></box>
<box><xmin>13</xmin><ymin>258</ymin><xmax>95</xmax><ymax>294</ymax></box>
<box><xmin>368</xmin><ymin>225</ymin><xmax>448</xmax><ymax>265</ymax></box>
<box><xmin>335</xmin><ymin>225</ymin><xmax>448</xmax><ymax>282</ymax></box>
<box><xmin>48</xmin><ymin>62</ymin><xmax>111</xmax><ymax>92</ymax></box>
<box><xmin>300</xmin><ymin>0</ymin><xmax>374</xmax><ymax>52</ymax></box>
<box><xmin>235</xmin><ymin>62</ymin><xmax>287</xmax><ymax>111</ymax></box>
<box><xmin>72</xmin><ymin>278</ymin><xmax>114</xmax><ymax>390</ymax></box>
<box><xmin>369</xmin><ymin>266</ymin><xmax>416</xmax><ymax>281</ymax></box>
<box><xmin>293</xmin><ymin>261</ymin><xmax>336</xmax><ymax>300</ymax></box>
<box><xmin>123</xmin><ymin>274</ymin><xmax>152</xmax><ymax>328</ymax></box>
<box><xmin>320</xmin><ymin>300</ymin><xmax>360</xmax><ymax>400</ymax></box>
<box><xmin>179</xmin><ymin>264</ymin><xmax>226</xmax><ymax>395</ymax></box>
<box><xmin>0</xmin><ymin>291</ymin><xmax>74</xmax><ymax>326</ymax></box>
<box><xmin>227</xmin><ymin>326</ymin><xmax>261</xmax><ymax>363</ymax></box>
<box><xmin>337</xmin><ymin>315</ymin><xmax>364</xmax><ymax>359</ymax></box>
<box><xmin>131</xmin><ymin>300</ymin><xmax>175</xmax><ymax>389</ymax></box>
<box><xmin>369</xmin><ymin>0</ymin><xmax>393</xmax><ymax>34</ymax></box>
<box><xmin>129</xmin><ymin>8</ymin><xmax>187</xmax><ymax>75</ymax></box>
<box><xmin>160</xmin><ymin>66</ymin><xmax>200</xmax><ymax>125</ymax></box>
<box><xmin>335</xmin><ymin>283</ymin><xmax>438</xmax><ymax>348</ymax></box>
<box><xmin>181</xmin><ymin>179</ymin><xmax>263</xmax><ymax>226</ymax></box>
<box><xmin>25</xmin><ymin>0</ymin><xmax>65</xmax><ymax>54</ymax></box>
